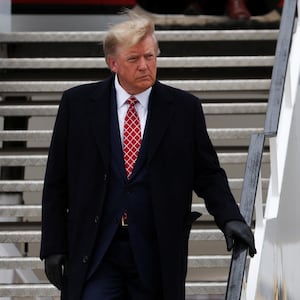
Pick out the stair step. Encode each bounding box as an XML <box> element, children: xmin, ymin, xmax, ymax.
<box><xmin>0</xmin><ymin>205</ymin><xmax>42</xmax><ymax>218</ymax></box>
<box><xmin>0</xmin><ymin>105</ymin><xmax>58</xmax><ymax>116</ymax></box>
<box><xmin>0</xmin><ymin>155</ymin><xmax>48</xmax><ymax>166</ymax></box>
<box><xmin>0</xmin><ymin>103</ymin><xmax>268</xmax><ymax>117</ymax></box>
<box><xmin>0</xmin><ymin>201</ymin><xmax>268</xmax><ymax>218</ymax></box>
<box><xmin>0</xmin><ymin>229</ymin><xmax>224</xmax><ymax>243</ymax></box>
<box><xmin>188</xmin><ymin>255</ymin><xmax>231</xmax><ymax>268</ymax></box>
<box><xmin>0</xmin><ymin>255</ymin><xmax>231</xmax><ymax>269</ymax></box>
<box><xmin>0</xmin><ymin>178</ymin><xmax>269</xmax><ymax>192</ymax></box>
<box><xmin>0</xmin><ymin>282</ymin><xmax>226</xmax><ymax>296</ymax></box>
<box><xmin>0</xmin><ymin>231</ymin><xmax>41</xmax><ymax>243</ymax></box>
<box><xmin>0</xmin><ymin>284</ymin><xmax>60</xmax><ymax>297</ymax></box>
<box><xmin>0</xmin><ymin>80</ymin><xmax>270</xmax><ymax>99</ymax></box>
<box><xmin>0</xmin><ymin>152</ymin><xmax>269</xmax><ymax>167</ymax></box>
<box><xmin>0</xmin><ymin>257</ymin><xmax>43</xmax><ymax>269</ymax></box>
<box><xmin>189</xmin><ymin>230</ymin><xmax>224</xmax><ymax>241</ymax></box>
<box><xmin>0</xmin><ymin>29</ymin><xmax>279</xmax><ymax>43</ymax></box>
<box><xmin>0</xmin><ymin>56</ymin><xmax>274</xmax><ymax>69</ymax></box>
<box><xmin>0</xmin><ymin>103</ymin><xmax>268</xmax><ymax>116</ymax></box>
<box><xmin>0</xmin><ymin>202</ymin><xmax>267</xmax><ymax>220</ymax></box>
<box><xmin>186</xmin><ymin>282</ymin><xmax>226</xmax><ymax>295</ymax></box>
<box><xmin>0</xmin><ymin>204</ymin><xmax>207</xmax><ymax>218</ymax></box>
<box><xmin>0</xmin><ymin>128</ymin><xmax>263</xmax><ymax>142</ymax></box>
<box><xmin>0</xmin><ymin>79</ymin><xmax>271</xmax><ymax>93</ymax></box>
<box><xmin>203</xmin><ymin>103</ymin><xmax>267</xmax><ymax>114</ymax></box>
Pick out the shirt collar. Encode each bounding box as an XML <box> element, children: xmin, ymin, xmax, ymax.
<box><xmin>114</xmin><ymin>75</ymin><xmax>151</xmax><ymax>109</ymax></box>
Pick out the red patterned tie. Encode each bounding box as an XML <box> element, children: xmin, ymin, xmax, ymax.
<box><xmin>123</xmin><ymin>96</ymin><xmax>142</xmax><ymax>179</ymax></box>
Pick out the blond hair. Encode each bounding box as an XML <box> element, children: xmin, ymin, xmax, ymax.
<box><xmin>103</xmin><ymin>13</ymin><xmax>159</xmax><ymax>59</ymax></box>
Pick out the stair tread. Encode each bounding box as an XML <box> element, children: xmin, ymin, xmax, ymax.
<box><xmin>0</xmin><ymin>29</ymin><xmax>279</xmax><ymax>43</ymax></box>
<box><xmin>0</xmin><ymin>102</ymin><xmax>268</xmax><ymax>117</ymax></box>
<box><xmin>0</xmin><ymin>228</ymin><xmax>251</xmax><ymax>243</ymax></box>
<box><xmin>0</xmin><ymin>255</ymin><xmax>232</xmax><ymax>269</ymax></box>
<box><xmin>0</xmin><ymin>152</ymin><xmax>269</xmax><ymax>166</ymax></box>
<box><xmin>0</xmin><ymin>178</ymin><xmax>269</xmax><ymax>192</ymax></box>
<box><xmin>0</xmin><ymin>282</ymin><xmax>226</xmax><ymax>296</ymax></box>
<box><xmin>0</xmin><ymin>56</ymin><xmax>274</xmax><ymax>69</ymax></box>
<box><xmin>0</xmin><ymin>229</ymin><xmax>223</xmax><ymax>242</ymax></box>
<box><xmin>0</xmin><ymin>128</ymin><xmax>264</xmax><ymax>144</ymax></box>
<box><xmin>0</xmin><ymin>79</ymin><xmax>271</xmax><ymax>92</ymax></box>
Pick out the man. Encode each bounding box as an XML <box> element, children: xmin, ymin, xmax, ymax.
<box><xmin>40</xmin><ymin>14</ymin><xmax>256</xmax><ymax>300</ymax></box>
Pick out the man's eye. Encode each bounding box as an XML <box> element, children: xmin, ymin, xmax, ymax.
<box><xmin>128</xmin><ymin>57</ymin><xmax>137</xmax><ymax>62</ymax></box>
<box><xmin>146</xmin><ymin>54</ymin><xmax>154</xmax><ymax>60</ymax></box>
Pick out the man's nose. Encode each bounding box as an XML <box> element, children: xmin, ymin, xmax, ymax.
<box><xmin>138</xmin><ymin>57</ymin><xmax>147</xmax><ymax>70</ymax></box>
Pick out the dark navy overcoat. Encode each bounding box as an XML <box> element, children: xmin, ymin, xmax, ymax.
<box><xmin>40</xmin><ymin>76</ymin><xmax>244</xmax><ymax>300</ymax></box>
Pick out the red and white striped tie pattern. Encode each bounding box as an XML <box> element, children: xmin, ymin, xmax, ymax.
<box><xmin>123</xmin><ymin>96</ymin><xmax>141</xmax><ymax>179</ymax></box>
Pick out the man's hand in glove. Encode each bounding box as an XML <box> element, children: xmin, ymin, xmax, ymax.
<box><xmin>224</xmin><ymin>220</ymin><xmax>257</xmax><ymax>257</ymax></box>
<box><xmin>44</xmin><ymin>254</ymin><xmax>66</xmax><ymax>290</ymax></box>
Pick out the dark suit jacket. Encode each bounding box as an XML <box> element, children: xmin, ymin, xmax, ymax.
<box><xmin>40</xmin><ymin>75</ymin><xmax>244</xmax><ymax>300</ymax></box>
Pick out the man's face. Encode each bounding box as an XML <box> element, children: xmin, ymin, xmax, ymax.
<box><xmin>107</xmin><ymin>34</ymin><xmax>158</xmax><ymax>95</ymax></box>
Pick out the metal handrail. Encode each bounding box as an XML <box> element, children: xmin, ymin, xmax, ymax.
<box><xmin>264</xmin><ymin>0</ymin><xmax>298</xmax><ymax>136</ymax></box>
<box><xmin>225</xmin><ymin>133</ymin><xmax>264</xmax><ymax>299</ymax></box>
<box><xmin>225</xmin><ymin>0</ymin><xmax>298</xmax><ymax>299</ymax></box>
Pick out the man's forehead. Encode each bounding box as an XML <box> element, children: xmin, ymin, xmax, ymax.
<box><xmin>117</xmin><ymin>35</ymin><xmax>156</xmax><ymax>51</ymax></box>
<box><xmin>119</xmin><ymin>44</ymin><xmax>156</xmax><ymax>56</ymax></box>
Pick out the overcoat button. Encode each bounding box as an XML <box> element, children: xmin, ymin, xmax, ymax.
<box><xmin>103</xmin><ymin>174</ymin><xmax>108</xmax><ymax>181</ymax></box>
<box><xmin>82</xmin><ymin>256</ymin><xmax>89</xmax><ymax>264</ymax></box>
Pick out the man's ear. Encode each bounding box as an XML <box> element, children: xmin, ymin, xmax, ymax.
<box><xmin>106</xmin><ymin>55</ymin><xmax>118</xmax><ymax>73</ymax></box>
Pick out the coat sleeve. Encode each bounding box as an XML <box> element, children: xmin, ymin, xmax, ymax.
<box><xmin>40</xmin><ymin>92</ymin><xmax>70</xmax><ymax>259</ymax></box>
<box><xmin>192</xmin><ymin>99</ymin><xmax>245</xmax><ymax>230</ymax></box>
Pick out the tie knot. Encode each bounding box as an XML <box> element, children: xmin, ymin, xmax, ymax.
<box><xmin>127</xmin><ymin>96</ymin><xmax>138</xmax><ymax>107</ymax></box>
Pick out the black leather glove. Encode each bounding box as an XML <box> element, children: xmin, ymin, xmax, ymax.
<box><xmin>44</xmin><ymin>254</ymin><xmax>66</xmax><ymax>290</ymax></box>
<box><xmin>224</xmin><ymin>220</ymin><xmax>256</xmax><ymax>257</ymax></box>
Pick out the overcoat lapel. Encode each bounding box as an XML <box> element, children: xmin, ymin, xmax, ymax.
<box><xmin>88</xmin><ymin>78</ymin><xmax>113</xmax><ymax>170</ymax></box>
<box><xmin>110</xmin><ymin>88</ymin><xmax>128</xmax><ymax>180</ymax></box>
<box><xmin>87</xmin><ymin>79</ymin><xmax>174</xmax><ymax>176</ymax></box>
<box><xmin>128</xmin><ymin>119</ymin><xmax>149</xmax><ymax>180</ymax></box>
<box><xmin>147</xmin><ymin>82</ymin><xmax>174</xmax><ymax>163</ymax></box>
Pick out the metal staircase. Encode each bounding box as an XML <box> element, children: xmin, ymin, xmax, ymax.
<box><xmin>0</xmin><ymin>26</ymin><xmax>276</xmax><ymax>298</ymax></box>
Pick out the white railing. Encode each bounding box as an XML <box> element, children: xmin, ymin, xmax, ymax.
<box><xmin>246</xmin><ymin>0</ymin><xmax>300</xmax><ymax>298</ymax></box>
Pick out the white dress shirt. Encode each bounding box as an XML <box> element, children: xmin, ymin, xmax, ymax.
<box><xmin>114</xmin><ymin>75</ymin><xmax>151</xmax><ymax>146</ymax></box>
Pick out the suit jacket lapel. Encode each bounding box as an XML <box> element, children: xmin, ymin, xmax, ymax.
<box><xmin>88</xmin><ymin>78</ymin><xmax>113</xmax><ymax>170</ymax></box>
<box><xmin>128</xmin><ymin>118</ymin><xmax>149</xmax><ymax>180</ymax></box>
<box><xmin>147</xmin><ymin>82</ymin><xmax>174</xmax><ymax>163</ymax></box>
